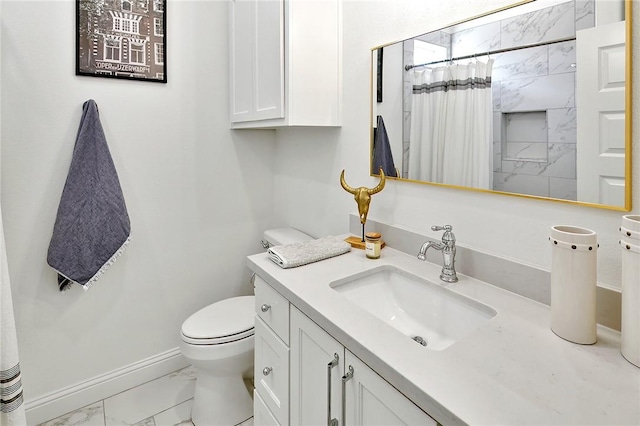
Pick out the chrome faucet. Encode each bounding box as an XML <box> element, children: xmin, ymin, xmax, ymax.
<box><xmin>417</xmin><ymin>225</ymin><xmax>458</xmax><ymax>283</ymax></box>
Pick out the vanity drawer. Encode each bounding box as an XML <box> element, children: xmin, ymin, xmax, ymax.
<box><xmin>255</xmin><ymin>275</ymin><xmax>290</xmax><ymax>344</ymax></box>
<box><xmin>254</xmin><ymin>389</ymin><xmax>280</xmax><ymax>426</ymax></box>
<box><xmin>254</xmin><ymin>317</ymin><xmax>289</xmax><ymax>425</ymax></box>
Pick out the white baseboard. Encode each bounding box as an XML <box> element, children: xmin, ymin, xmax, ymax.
<box><xmin>24</xmin><ymin>347</ymin><xmax>190</xmax><ymax>425</ymax></box>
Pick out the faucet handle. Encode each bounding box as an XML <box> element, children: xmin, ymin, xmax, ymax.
<box><xmin>432</xmin><ymin>225</ymin><xmax>455</xmax><ymax>245</ymax></box>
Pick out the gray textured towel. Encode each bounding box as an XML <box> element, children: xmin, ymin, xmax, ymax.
<box><xmin>47</xmin><ymin>100</ymin><xmax>131</xmax><ymax>291</ymax></box>
<box><xmin>373</xmin><ymin>115</ymin><xmax>398</xmax><ymax>178</ymax></box>
<box><xmin>267</xmin><ymin>236</ymin><xmax>351</xmax><ymax>268</ymax></box>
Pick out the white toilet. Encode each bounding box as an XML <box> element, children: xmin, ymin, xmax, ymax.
<box><xmin>179</xmin><ymin>228</ymin><xmax>313</xmax><ymax>426</ymax></box>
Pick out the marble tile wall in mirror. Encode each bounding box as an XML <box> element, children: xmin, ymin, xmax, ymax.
<box><xmin>371</xmin><ymin>0</ymin><xmax>631</xmax><ymax>211</ymax></box>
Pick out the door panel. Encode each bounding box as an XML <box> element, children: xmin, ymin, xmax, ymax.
<box><xmin>576</xmin><ymin>20</ymin><xmax>626</xmax><ymax>205</ymax></box>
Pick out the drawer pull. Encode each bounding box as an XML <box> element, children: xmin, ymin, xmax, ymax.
<box><xmin>341</xmin><ymin>365</ymin><xmax>354</xmax><ymax>426</ymax></box>
<box><xmin>262</xmin><ymin>366</ymin><xmax>273</xmax><ymax>376</ymax></box>
<box><xmin>261</xmin><ymin>304</ymin><xmax>271</xmax><ymax>312</ymax></box>
<box><xmin>327</xmin><ymin>353</ymin><xmax>339</xmax><ymax>426</ymax></box>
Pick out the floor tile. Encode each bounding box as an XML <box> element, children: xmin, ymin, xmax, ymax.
<box><xmin>153</xmin><ymin>399</ymin><xmax>193</xmax><ymax>426</ymax></box>
<box><xmin>239</xmin><ymin>418</ymin><xmax>254</xmax><ymax>426</ymax></box>
<box><xmin>131</xmin><ymin>417</ymin><xmax>155</xmax><ymax>426</ymax></box>
<box><xmin>36</xmin><ymin>401</ymin><xmax>105</xmax><ymax>426</ymax></box>
<box><xmin>104</xmin><ymin>366</ymin><xmax>197</xmax><ymax>425</ymax></box>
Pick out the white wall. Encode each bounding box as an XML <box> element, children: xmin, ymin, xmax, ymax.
<box><xmin>273</xmin><ymin>0</ymin><xmax>639</xmax><ymax>289</ymax></box>
<box><xmin>1</xmin><ymin>0</ymin><xmax>276</xmax><ymax>405</ymax></box>
<box><xmin>1</xmin><ymin>0</ymin><xmax>638</xmax><ymax>419</ymax></box>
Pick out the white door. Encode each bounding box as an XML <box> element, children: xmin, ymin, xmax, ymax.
<box><xmin>343</xmin><ymin>350</ymin><xmax>437</xmax><ymax>426</ymax></box>
<box><xmin>290</xmin><ymin>307</ymin><xmax>344</xmax><ymax>426</ymax></box>
<box><xmin>576</xmin><ymin>20</ymin><xmax>627</xmax><ymax>206</ymax></box>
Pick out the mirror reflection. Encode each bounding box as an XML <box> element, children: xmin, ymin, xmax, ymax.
<box><xmin>371</xmin><ymin>0</ymin><xmax>631</xmax><ymax>210</ymax></box>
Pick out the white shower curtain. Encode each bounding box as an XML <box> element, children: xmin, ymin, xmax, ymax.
<box><xmin>1</xmin><ymin>204</ymin><xmax>26</xmax><ymax>425</ymax></box>
<box><xmin>409</xmin><ymin>60</ymin><xmax>494</xmax><ymax>189</ymax></box>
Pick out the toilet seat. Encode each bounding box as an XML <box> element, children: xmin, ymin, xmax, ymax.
<box><xmin>181</xmin><ymin>296</ymin><xmax>255</xmax><ymax>345</ymax></box>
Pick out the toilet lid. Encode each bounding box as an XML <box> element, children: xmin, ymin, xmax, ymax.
<box><xmin>181</xmin><ymin>296</ymin><xmax>255</xmax><ymax>343</ymax></box>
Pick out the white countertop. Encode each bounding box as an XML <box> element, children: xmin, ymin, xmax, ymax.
<box><xmin>247</xmin><ymin>242</ymin><xmax>640</xmax><ymax>425</ymax></box>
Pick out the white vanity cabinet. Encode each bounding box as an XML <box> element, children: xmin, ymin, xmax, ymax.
<box><xmin>289</xmin><ymin>306</ymin><xmax>437</xmax><ymax>426</ymax></box>
<box><xmin>343</xmin><ymin>350</ymin><xmax>437</xmax><ymax>426</ymax></box>
<box><xmin>254</xmin><ymin>391</ymin><xmax>280</xmax><ymax>426</ymax></box>
<box><xmin>229</xmin><ymin>0</ymin><xmax>342</xmax><ymax>129</ymax></box>
<box><xmin>254</xmin><ymin>274</ymin><xmax>437</xmax><ymax>425</ymax></box>
<box><xmin>290</xmin><ymin>306</ymin><xmax>345</xmax><ymax>425</ymax></box>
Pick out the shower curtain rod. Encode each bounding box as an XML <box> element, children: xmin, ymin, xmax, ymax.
<box><xmin>405</xmin><ymin>36</ymin><xmax>576</xmax><ymax>71</ymax></box>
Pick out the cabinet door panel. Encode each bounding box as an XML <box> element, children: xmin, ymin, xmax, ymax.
<box><xmin>344</xmin><ymin>350</ymin><xmax>437</xmax><ymax>426</ymax></box>
<box><xmin>254</xmin><ymin>0</ymin><xmax>284</xmax><ymax>120</ymax></box>
<box><xmin>255</xmin><ymin>275</ymin><xmax>290</xmax><ymax>344</ymax></box>
<box><xmin>290</xmin><ymin>306</ymin><xmax>344</xmax><ymax>426</ymax></box>
<box><xmin>254</xmin><ymin>389</ymin><xmax>281</xmax><ymax>426</ymax></box>
<box><xmin>229</xmin><ymin>0</ymin><xmax>254</xmax><ymax>122</ymax></box>
<box><xmin>230</xmin><ymin>0</ymin><xmax>284</xmax><ymax>123</ymax></box>
<box><xmin>255</xmin><ymin>318</ymin><xmax>289</xmax><ymax>425</ymax></box>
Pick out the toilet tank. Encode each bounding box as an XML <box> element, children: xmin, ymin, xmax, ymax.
<box><xmin>262</xmin><ymin>228</ymin><xmax>314</xmax><ymax>248</ymax></box>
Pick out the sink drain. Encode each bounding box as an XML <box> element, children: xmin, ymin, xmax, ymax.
<box><xmin>412</xmin><ymin>336</ymin><xmax>427</xmax><ymax>347</ymax></box>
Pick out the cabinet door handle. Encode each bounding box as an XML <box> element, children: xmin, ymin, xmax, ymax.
<box><xmin>261</xmin><ymin>304</ymin><xmax>271</xmax><ymax>312</ymax></box>
<box><xmin>341</xmin><ymin>365</ymin><xmax>354</xmax><ymax>426</ymax></box>
<box><xmin>262</xmin><ymin>366</ymin><xmax>272</xmax><ymax>376</ymax></box>
<box><xmin>327</xmin><ymin>353</ymin><xmax>339</xmax><ymax>426</ymax></box>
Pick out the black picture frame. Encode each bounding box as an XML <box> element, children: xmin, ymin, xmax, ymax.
<box><xmin>76</xmin><ymin>0</ymin><xmax>167</xmax><ymax>83</ymax></box>
<box><xmin>376</xmin><ymin>47</ymin><xmax>383</xmax><ymax>103</ymax></box>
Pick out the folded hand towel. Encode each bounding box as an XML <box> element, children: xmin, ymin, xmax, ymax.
<box><xmin>47</xmin><ymin>100</ymin><xmax>131</xmax><ymax>291</ymax></box>
<box><xmin>268</xmin><ymin>236</ymin><xmax>351</xmax><ymax>269</ymax></box>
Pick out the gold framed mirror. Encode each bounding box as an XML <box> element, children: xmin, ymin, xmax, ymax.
<box><xmin>370</xmin><ymin>0</ymin><xmax>632</xmax><ymax>211</ymax></box>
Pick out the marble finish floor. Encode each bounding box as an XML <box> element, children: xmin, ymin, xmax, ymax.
<box><xmin>37</xmin><ymin>366</ymin><xmax>254</xmax><ymax>426</ymax></box>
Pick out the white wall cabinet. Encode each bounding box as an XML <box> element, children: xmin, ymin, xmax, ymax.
<box><xmin>254</xmin><ymin>275</ymin><xmax>436</xmax><ymax>425</ymax></box>
<box><xmin>229</xmin><ymin>0</ymin><xmax>342</xmax><ymax>129</ymax></box>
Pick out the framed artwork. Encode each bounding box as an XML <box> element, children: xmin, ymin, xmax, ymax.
<box><xmin>376</xmin><ymin>47</ymin><xmax>383</xmax><ymax>103</ymax></box>
<box><xmin>76</xmin><ymin>0</ymin><xmax>166</xmax><ymax>83</ymax></box>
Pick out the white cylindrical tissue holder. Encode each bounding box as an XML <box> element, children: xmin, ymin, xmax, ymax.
<box><xmin>620</xmin><ymin>215</ymin><xmax>640</xmax><ymax>367</ymax></box>
<box><xmin>549</xmin><ymin>225</ymin><xmax>598</xmax><ymax>344</ymax></box>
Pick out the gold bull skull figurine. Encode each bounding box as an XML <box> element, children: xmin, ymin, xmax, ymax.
<box><xmin>340</xmin><ymin>169</ymin><xmax>386</xmax><ymax>236</ymax></box>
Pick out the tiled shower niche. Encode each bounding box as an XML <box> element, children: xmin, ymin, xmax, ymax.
<box><xmin>502</xmin><ymin>111</ymin><xmax>549</xmax><ymax>162</ymax></box>
<box><xmin>494</xmin><ymin>110</ymin><xmax>577</xmax><ymax>200</ymax></box>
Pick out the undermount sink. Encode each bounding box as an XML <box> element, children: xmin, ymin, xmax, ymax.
<box><xmin>330</xmin><ymin>265</ymin><xmax>497</xmax><ymax>350</ymax></box>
